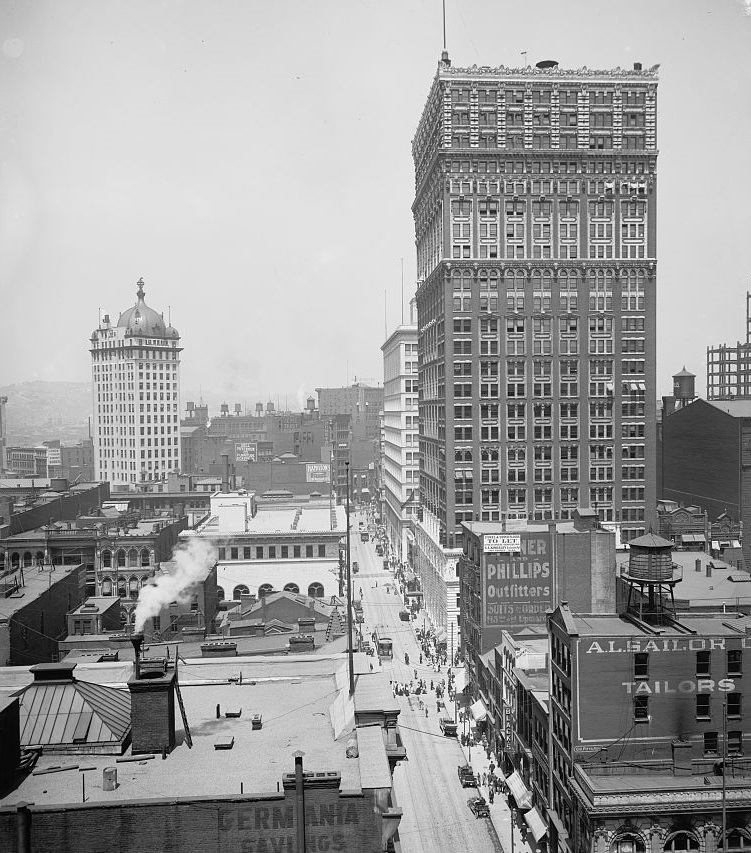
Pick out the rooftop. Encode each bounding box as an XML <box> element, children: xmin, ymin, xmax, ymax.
<box><xmin>0</xmin><ymin>653</ymin><xmax>387</xmax><ymax>807</ymax></box>
<box><xmin>68</xmin><ymin>597</ymin><xmax>120</xmax><ymax>617</ymax></box>
<box><xmin>562</xmin><ymin>609</ymin><xmax>751</xmax><ymax>639</ymax></box>
<box><xmin>196</xmin><ymin>503</ymin><xmax>346</xmax><ymax>537</ymax></box>
<box><xmin>0</xmin><ymin>564</ymin><xmax>83</xmax><ymax>618</ymax></box>
<box><xmin>706</xmin><ymin>399</ymin><xmax>751</xmax><ymax>418</ymax></box>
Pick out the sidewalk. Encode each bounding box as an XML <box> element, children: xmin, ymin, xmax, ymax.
<box><xmin>457</xmin><ymin>734</ymin><xmax>537</xmax><ymax>853</ymax></box>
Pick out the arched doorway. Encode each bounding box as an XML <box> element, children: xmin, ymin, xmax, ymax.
<box><xmin>232</xmin><ymin>584</ymin><xmax>250</xmax><ymax>600</ymax></box>
<box><xmin>611</xmin><ymin>834</ymin><xmax>646</xmax><ymax>853</ymax></box>
<box><xmin>308</xmin><ymin>582</ymin><xmax>324</xmax><ymax>598</ymax></box>
<box><xmin>258</xmin><ymin>583</ymin><xmax>274</xmax><ymax>598</ymax></box>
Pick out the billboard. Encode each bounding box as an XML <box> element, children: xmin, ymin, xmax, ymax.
<box><xmin>235</xmin><ymin>442</ymin><xmax>257</xmax><ymax>463</ymax></box>
<box><xmin>484</xmin><ymin>532</ymin><xmax>553</xmax><ymax>627</ymax></box>
<box><xmin>483</xmin><ymin>533</ymin><xmax>521</xmax><ymax>553</ymax></box>
<box><xmin>306</xmin><ymin>462</ymin><xmax>331</xmax><ymax>483</ymax></box>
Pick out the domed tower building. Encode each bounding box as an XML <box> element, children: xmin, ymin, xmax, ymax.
<box><xmin>90</xmin><ymin>278</ymin><xmax>182</xmax><ymax>490</ymax></box>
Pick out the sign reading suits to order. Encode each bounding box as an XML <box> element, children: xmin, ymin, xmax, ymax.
<box><xmin>485</xmin><ymin>532</ymin><xmax>553</xmax><ymax>626</ymax></box>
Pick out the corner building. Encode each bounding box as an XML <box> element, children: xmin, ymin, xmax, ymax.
<box><xmin>412</xmin><ymin>56</ymin><xmax>657</xmax><ymax>548</ymax></box>
<box><xmin>91</xmin><ymin>279</ymin><xmax>181</xmax><ymax>490</ymax></box>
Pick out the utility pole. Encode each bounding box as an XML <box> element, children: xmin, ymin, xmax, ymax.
<box><xmin>722</xmin><ymin>699</ymin><xmax>727</xmax><ymax>850</ymax></box>
<box><xmin>345</xmin><ymin>462</ymin><xmax>355</xmax><ymax>697</ymax></box>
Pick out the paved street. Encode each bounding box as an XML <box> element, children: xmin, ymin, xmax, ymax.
<box><xmin>351</xmin><ymin>520</ymin><xmax>503</xmax><ymax>853</ymax></box>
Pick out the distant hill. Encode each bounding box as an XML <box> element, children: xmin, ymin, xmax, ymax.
<box><xmin>1</xmin><ymin>381</ymin><xmax>92</xmax><ymax>444</ymax></box>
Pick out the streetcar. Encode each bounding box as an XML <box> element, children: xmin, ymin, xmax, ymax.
<box><xmin>374</xmin><ymin>628</ymin><xmax>393</xmax><ymax>660</ymax></box>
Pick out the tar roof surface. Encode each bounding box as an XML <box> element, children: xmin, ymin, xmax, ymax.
<box><xmin>1</xmin><ymin>655</ymin><xmax>380</xmax><ymax>808</ymax></box>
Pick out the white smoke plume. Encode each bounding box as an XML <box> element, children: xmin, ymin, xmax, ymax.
<box><xmin>134</xmin><ymin>535</ymin><xmax>218</xmax><ymax>633</ymax></box>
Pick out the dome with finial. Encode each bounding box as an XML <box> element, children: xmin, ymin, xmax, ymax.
<box><xmin>117</xmin><ymin>278</ymin><xmax>179</xmax><ymax>338</ymax></box>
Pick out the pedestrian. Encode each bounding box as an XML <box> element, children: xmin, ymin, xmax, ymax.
<box><xmin>369</xmin><ymin>663</ymin><xmax>373</xmax><ymax>672</ymax></box>
<box><xmin>489</xmin><ymin>787</ymin><xmax>495</xmax><ymax>805</ymax></box>
<box><xmin>425</xmin><ymin>707</ymin><xmax>428</xmax><ymax>718</ymax></box>
<box><xmin>414</xmin><ymin>669</ymin><xmax>418</xmax><ymax>680</ymax></box>
<box><xmin>419</xmin><ymin>653</ymin><xmax>423</xmax><ymax>665</ymax></box>
<box><xmin>489</xmin><ymin>761</ymin><xmax>496</xmax><ymax>775</ymax></box>
<box><xmin>482</xmin><ymin>772</ymin><xmax>487</xmax><ymax>787</ymax></box>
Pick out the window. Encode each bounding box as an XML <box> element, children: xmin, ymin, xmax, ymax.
<box><xmin>258</xmin><ymin>583</ymin><xmax>274</xmax><ymax>598</ymax></box>
<box><xmin>696</xmin><ymin>650</ymin><xmax>711</xmax><ymax>677</ymax></box>
<box><xmin>704</xmin><ymin>731</ymin><xmax>718</xmax><ymax>755</ymax></box>
<box><xmin>308</xmin><ymin>582</ymin><xmax>324</xmax><ymax>598</ymax></box>
<box><xmin>256</xmin><ymin>546</ymin><xmax>264</xmax><ymax>559</ymax></box>
<box><xmin>696</xmin><ymin>694</ymin><xmax>711</xmax><ymax>720</ymax></box>
<box><xmin>727</xmin><ymin>693</ymin><xmax>742</xmax><ymax>719</ymax></box>
<box><xmin>306</xmin><ymin>545</ymin><xmax>314</xmax><ymax>558</ymax></box>
<box><xmin>243</xmin><ymin>546</ymin><xmax>251</xmax><ymax>559</ymax></box>
<box><xmin>318</xmin><ymin>544</ymin><xmax>326</xmax><ymax>558</ymax></box>
<box><xmin>281</xmin><ymin>546</ymin><xmax>289</xmax><ymax>558</ymax></box>
<box><xmin>634</xmin><ymin>653</ymin><xmax>649</xmax><ymax>679</ymax></box>
<box><xmin>634</xmin><ymin>695</ymin><xmax>649</xmax><ymax>721</ymax></box>
<box><xmin>727</xmin><ymin>731</ymin><xmax>743</xmax><ymax>756</ymax></box>
<box><xmin>728</xmin><ymin>649</ymin><xmax>742</xmax><ymax>676</ymax></box>
<box><xmin>294</xmin><ymin>545</ymin><xmax>301</xmax><ymax>558</ymax></box>
<box><xmin>230</xmin><ymin>547</ymin><xmax>238</xmax><ymax>560</ymax></box>
<box><xmin>233</xmin><ymin>584</ymin><xmax>250</xmax><ymax>600</ymax></box>
<box><xmin>283</xmin><ymin>583</ymin><xmax>300</xmax><ymax>594</ymax></box>
<box><xmin>218</xmin><ymin>547</ymin><xmax>226</xmax><ymax>561</ymax></box>
<box><xmin>664</xmin><ymin>835</ymin><xmax>699</xmax><ymax>853</ymax></box>
<box><xmin>268</xmin><ymin>546</ymin><xmax>276</xmax><ymax>559</ymax></box>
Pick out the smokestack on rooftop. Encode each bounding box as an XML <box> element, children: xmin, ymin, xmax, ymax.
<box><xmin>221</xmin><ymin>453</ymin><xmax>230</xmax><ymax>493</ymax></box>
<box><xmin>130</xmin><ymin>632</ymin><xmax>144</xmax><ymax>677</ymax></box>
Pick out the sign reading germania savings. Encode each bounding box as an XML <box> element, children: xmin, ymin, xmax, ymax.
<box><xmin>484</xmin><ymin>532</ymin><xmax>553</xmax><ymax>626</ymax></box>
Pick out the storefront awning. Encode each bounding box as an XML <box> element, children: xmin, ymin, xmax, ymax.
<box><xmin>732</xmin><ymin>539</ymin><xmax>742</xmax><ymax>549</ymax></box>
<box><xmin>505</xmin><ymin>771</ymin><xmax>533</xmax><ymax>810</ymax></box>
<box><xmin>470</xmin><ymin>699</ymin><xmax>488</xmax><ymax>722</ymax></box>
<box><xmin>681</xmin><ymin>534</ymin><xmax>706</xmax><ymax>543</ymax></box>
<box><xmin>524</xmin><ymin>807</ymin><xmax>548</xmax><ymax>842</ymax></box>
<box><xmin>436</xmin><ymin>628</ymin><xmax>447</xmax><ymax>643</ymax></box>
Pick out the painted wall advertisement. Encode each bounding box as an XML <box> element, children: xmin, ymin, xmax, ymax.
<box><xmin>235</xmin><ymin>442</ymin><xmax>258</xmax><ymax>463</ymax></box>
<box><xmin>306</xmin><ymin>463</ymin><xmax>331</xmax><ymax>483</ymax></box>
<box><xmin>484</xmin><ymin>532</ymin><xmax>553</xmax><ymax>627</ymax></box>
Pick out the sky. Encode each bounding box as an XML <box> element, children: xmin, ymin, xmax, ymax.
<box><xmin>1</xmin><ymin>0</ymin><xmax>751</xmax><ymax>408</ymax></box>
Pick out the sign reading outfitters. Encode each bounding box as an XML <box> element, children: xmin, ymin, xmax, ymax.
<box><xmin>484</xmin><ymin>532</ymin><xmax>553</xmax><ymax>626</ymax></box>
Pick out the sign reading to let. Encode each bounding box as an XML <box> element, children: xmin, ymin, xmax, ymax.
<box><xmin>484</xmin><ymin>533</ymin><xmax>552</xmax><ymax>627</ymax></box>
<box><xmin>483</xmin><ymin>533</ymin><xmax>521</xmax><ymax>553</ymax></box>
<box><xmin>306</xmin><ymin>463</ymin><xmax>331</xmax><ymax>483</ymax></box>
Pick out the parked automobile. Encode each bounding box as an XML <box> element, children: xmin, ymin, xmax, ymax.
<box><xmin>352</xmin><ymin>561</ymin><xmax>359</xmax><ymax>573</ymax></box>
<box><xmin>375</xmin><ymin>544</ymin><xmax>384</xmax><ymax>556</ymax></box>
<box><xmin>457</xmin><ymin>765</ymin><xmax>477</xmax><ymax>787</ymax></box>
<box><xmin>467</xmin><ymin>796</ymin><xmax>490</xmax><ymax>818</ymax></box>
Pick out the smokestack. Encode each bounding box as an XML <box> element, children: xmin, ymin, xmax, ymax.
<box><xmin>130</xmin><ymin>632</ymin><xmax>144</xmax><ymax>677</ymax></box>
<box><xmin>706</xmin><ymin>563</ymin><xmax>712</xmax><ymax>578</ymax></box>
<box><xmin>221</xmin><ymin>453</ymin><xmax>230</xmax><ymax>493</ymax></box>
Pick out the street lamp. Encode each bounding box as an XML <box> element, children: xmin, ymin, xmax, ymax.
<box><xmin>510</xmin><ymin>806</ymin><xmax>517</xmax><ymax>853</ymax></box>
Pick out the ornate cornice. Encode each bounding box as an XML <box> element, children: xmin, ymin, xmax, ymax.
<box><xmin>441</xmin><ymin>64</ymin><xmax>659</xmax><ymax>80</ymax></box>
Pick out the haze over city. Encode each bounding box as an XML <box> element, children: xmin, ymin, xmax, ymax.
<box><xmin>1</xmin><ymin>0</ymin><xmax>750</xmax><ymax>403</ymax></box>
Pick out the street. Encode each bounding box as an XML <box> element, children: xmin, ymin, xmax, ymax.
<box><xmin>351</xmin><ymin>519</ymin><xmax>504</xmax><ymax>853</ymax></box>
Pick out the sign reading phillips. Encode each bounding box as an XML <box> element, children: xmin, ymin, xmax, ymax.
<box><xmin>484</xmin><ymin>533</ymin><xmax>553</xmax><ymax>626</ymax></box>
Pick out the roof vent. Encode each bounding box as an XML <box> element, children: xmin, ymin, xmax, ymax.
<box><xmin>536</xmin><ymin>60</ymin><xmax>559</xmax><ymax>69</ymax></box>
<box><xmin>633</xmin><ymin>62</ymin><xmax>643</xmax><ymax>71</ymax></box>
<box><xmin>30</xmin><ymin>661</ymin><xmax>77</xmax><ymax>682</ymax></box>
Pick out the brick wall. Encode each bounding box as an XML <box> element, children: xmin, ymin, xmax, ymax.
<box><xmin>1</xmin><ymin>787</ymin><xmax>385</xmax><ymax>853</ymax></box>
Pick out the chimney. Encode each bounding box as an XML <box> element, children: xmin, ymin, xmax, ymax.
<box><xmin>696</xmin><ymin>559</ymin><xmax>702</xmax><ymax>573</ymax></box>
<box><xmin>706</xmin><ymin>563</ymin><xmax>712</xmax><ymax>578</ymax></box>
<box><xmin>221</xmin><ymin>453</ymin><xmax>230</xmax><ymax>493</ymax></box>
<box><xmin>633</xmin><ymin>62</ymin><xmax>643</xmax><ymax>71</ymax></box>
<box><xmin>127</xmin><ymin>634</ymin><xmax>176</xmax><ymax>756</ymax></box>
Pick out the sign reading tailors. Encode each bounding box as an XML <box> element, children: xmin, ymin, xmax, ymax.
<box><xmin>306</xmin><ymin>462</ymin><xmax>331</xmax><ymax>483</ymax></box>
<box><xmin>485</xmin><ymin>532</ymin><xmax>553</xmax><ymax>627</ymax></box>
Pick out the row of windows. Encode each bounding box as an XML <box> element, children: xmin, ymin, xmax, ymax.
<box><xmin>218</xmin><ymin>544</ymin><xmax>328</xmax><ymax>561</ymax></box>
<box><xmin>222</xmin><ymin>582</ymin><xmax>325</xmax><ymax>600</ymax></box>
<box><xmin>634</xmin><ymin>650</ymin><xmax>743</xmax><ymax>679</ymax></box>
<box><xmin>634</xmin><ymin>694</ymin><xmax>743</xmax><ymax>723</ymax></box>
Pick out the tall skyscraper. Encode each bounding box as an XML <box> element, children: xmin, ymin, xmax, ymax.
<box><xmin>412</xmin><ymin>55</ymin><xmax>658</xmax><ymax>549</ymax></box>
<box><xmin>90</xmin><ymin>279</ymin><xmax>182</xmax><ymax>490</ymax></box>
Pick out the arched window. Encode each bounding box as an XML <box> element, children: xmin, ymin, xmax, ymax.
<box><xmin>216</xmin><ymin>587</ymin><xmax>225</xmax><ymax>602</ymax></box>
<box><xmin>11</xmin><ymin>552</ymin><xmax>20</xmax><ymax>569</ymax></box>
<box><xmin>611</xmin><ymin>834</ymin><xmax>646</xmax><ymax>853</ymax></box>
<box><xmin>128</xmin><ymin>548</ymin><xmax>138</xmax><ymax>567</ymax></box>
<box><xmin>283</xmin><ymin>583</ymin><xmax>300</xmax><ymax>594</ymax></box>
<box><xmin>720</xmin><ymin>830</ymin><xmax>751</xmax><ymax>853</ymax></box>
<box><xmin>116</xmin><ymin>549</ymin><xmax>126</xmax><ymax>568</ymax></box>
<box><xmin>101</xmin><ymin>578</ymin><xmax>113</xmax><ymax>596</ymax></box>
<box><xmin>35</xmin><ymin>551</ymin><xmax>45</xmax><ymax>566</ymax></box>
<box><xmin>119</xmin><ymin>607</ymin><xmax>128</xmax><ymax>624</ymax></box>
<box><xmin>22</xmin><ymin>552</ymin><xmax>33</xmax><ymax>568</ymax></box>
<box><xmin>101</xmin><ymin>549</ymin><xmax>112</xmax><ymax>568</ymax></box>
<box><xmin>258</xmin><ymin>583</ymin><xmax>274</xmax><ymax>598</ymax></box>
<box><xmin>308</xmin><ymin>582</ymin><xmax>324</xmax><ymax>598</ymax></box>
<box><xmin>232</xmin><ymin>584</ymin><xmax>250</xmax><ymax>600</ymax></box>
<box><xmin>118</xmin><ymin>579</ymin><xmax>127</xmax><ymax>598</ymax></box>
<box><xmin>664</xmin><ymin>834</ymin><xmax>699</xmax><ymax>853</ymax></box>
<box><xmin>129</xmin><ymin>577</ymin><xmax>139</xmax><ymax>599</ymax></box>
<box><xmin>140</xmin><ymin>548</ymin><xmax>150</xmax><ymax>567</ymax></box>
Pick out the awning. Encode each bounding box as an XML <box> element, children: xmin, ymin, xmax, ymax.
<box><xmin>711</xmin><ymin>540</ymin><xmax>720</xmax><ymax>551</ymax></box>
<box><xmin>681</xmin><ymin>534</ymin><xmax>706</xmax><ymax>543</ymax></box>
<box><xmin>505</xmin><ymin>771</ymin><xmax>533</xmax><ymax>810</ymax></box>
<box><xmin>436</xmin><ymin>628</ymin><xmax>447</xmax><ymax>643</ymax></box>
<box><xmin>732</xmin><ymin>539</ymin><xmax>742</xmax><ymax>548</ymax></box>
<box><xmin>524</xmin><ymin>807</ymin><xmax>548</xmax><ymax>842</ymax></box>
<box><xmin>470</xmin><ymin>699</ymin><xmax>488</xmax><ymax>722</ymax></box>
